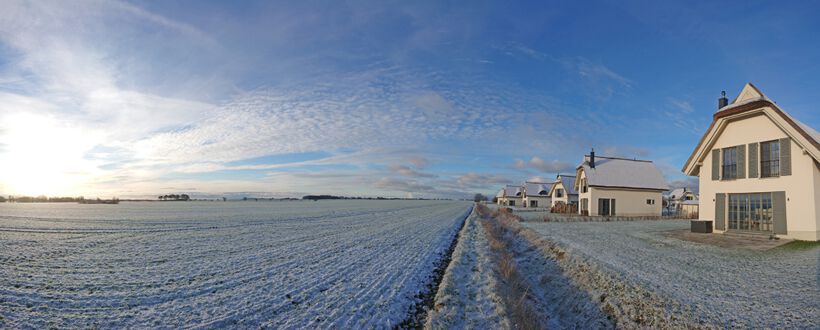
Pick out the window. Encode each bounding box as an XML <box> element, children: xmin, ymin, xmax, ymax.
<box><xmin>646</xmin><ymin>199</ymin><xmax>655</xmax><ymax>205</ymax></box>
<box><xmin>685</xmin><ymin>195</ymin><xmax>693</xmax><ymax>201</ymax></box>
<box><xmin>761</xmin><ymin>140</ymin><xmax>780</xmax><ymax>178</ymax></box>
<box><xmin>556</xmin><ymin>188</ymin><xmax>564</xmax><ymax>198</ymax></box>
<box><xmin>580</xmin><ymin>178</ymin><xmax>588</xmax><ymax>193</ymax></box>
<box><xmin>598</xmin><ymin>198</ymin><xmax>615</xmax><ymax>216</ymax></box>
<box><xmin>509</xmin><ymin>200</ymin><xmax>515</xmax><ymax>206</ymax></box>
<box><xmin>722</xmin><ymin>147</ymin><xmax>737</xmax><ymax>179</ymax></box>
<box><xmin>581</xmin><ymin>198</ymin><xmax>588</xmax><ymax>211</ymax></box>
<box><xmin>728</xmin><ymin>193</ymin><xmax>773</xmax><ymax>232</ymax></box>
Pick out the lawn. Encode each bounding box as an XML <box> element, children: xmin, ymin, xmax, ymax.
<box><xmin>522</xmin><ymin>220</ymin><xmax>820</xmax><ymax>328</ymax></box>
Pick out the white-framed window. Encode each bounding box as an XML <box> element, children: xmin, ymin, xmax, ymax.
<box><xmin>722</xmin><ymin>147</ymin><xmax>737</xmax><ymax>179</ymax></box>
<box><xmin>646</xmin><ymin>199</ymin><xmax>655</xmax><ymax>205</ymax></box>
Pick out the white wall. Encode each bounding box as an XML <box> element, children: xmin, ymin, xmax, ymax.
<box><xmin>698</xmin><ymin>113</ymin><xmax>819</xmax><ymax>240</ymax></box>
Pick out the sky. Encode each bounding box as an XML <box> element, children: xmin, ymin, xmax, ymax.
<box><xmin>1</xmin><ymin>0</ymin><xmax>819</xmax><ymax>199</ymax></box>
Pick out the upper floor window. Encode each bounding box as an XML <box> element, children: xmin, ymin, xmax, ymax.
<box><xmin>760</xmin><ymin>140</ymin><xmax>780</xmax><ymax>178</ymax></box>
<box><xmin>556</xmin><ymin>188</ymin><xmax>564</xmax><ymax>198</ymax></box>
<box><xmin>580</xmin><ymin>178</ymin><xmax>588</xmax><ymax>193</ymax></box>
<box><xmin>722</xmin><ymin>147</ymin><xmax>737</xmax><ymax>180</ymax></box>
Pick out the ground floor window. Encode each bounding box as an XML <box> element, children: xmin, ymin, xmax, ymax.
<box><xmin>530</xmin><ymin>200</ymin><xmax>537</xmax><ymax>207</ymax></box>
<box><xmin>646</xmin><ymin>199</ymin><xmax>655</xmax><ymax>205</ymax></box>
<box><xmin>509</xmin><ymin>200</ymin><xmax>515</xmax><ymax>206</ymax></box>
<box><xmin>598</xmin><ymin>198</ymin><xmax>615</xmax><ymax>216</ymax></box>
<box><xmin>728</xmin><ymin>193</ymin><xmax>773</xmax><ymax>232</ymax></box>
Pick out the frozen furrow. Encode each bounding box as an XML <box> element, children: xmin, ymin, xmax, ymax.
<box><xmin>0</xmin><ymin>200</ymin><xmax>470</xmax><ymax>328</ymax></box>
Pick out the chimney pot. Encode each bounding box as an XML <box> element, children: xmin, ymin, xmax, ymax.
<box><xmin>718</xmin><ymin>90</ymin><xmax>728</xmax><ymax>109</ymax></box>
<box><xmin>590</xmin><ymin>148</ymin><xmax>596</xmax><ymax>168</ymax></box>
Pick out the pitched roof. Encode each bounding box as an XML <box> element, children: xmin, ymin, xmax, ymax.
<box><xmin>550</xmin><ymin>175</ymin><xmax>578</xmax><ymax>195</ymax></box>
<box><xmin>495</xmin><ymin>189</ymin><xmax>505</xmax><ymax>198</ymax></box>
<box><xmin>578</xmin><ymin>156</ymin><xmax>667</xmax><ymax>191</ymax></box>
<box><xmin>524</xmin><ymin>182</ymin><xmax>553</xmax><ymax>196</ymax></box>
<box><xmin>683</xmin><ymin>83</ymin><xmax>820</xmax><ymax>174</ymax></box>
<box><xmin>668</xmin><ymin>188</ymin><xmax>686</xmax><ymax>199</ymax></box>
<box><xmin>503</xmin><ymin>185</ymin><xmax>522</xmax><ymax>198</ymax></box>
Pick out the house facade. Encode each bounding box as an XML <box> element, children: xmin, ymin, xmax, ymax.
<box><xmin>522</xmin><ymin>182</ymin><xmax>553</xmax><ymax>208</ymax></box>
<box><xmin>667</xmin><ymin>188</ymin><xmax>698</xmax><ymax>209</ymax></box>
<box><xmin>575</xmin><ymin>152</ymin><xmax>666</xmax><ymax>216</ymax></box>
<box><xmin>549</xmin><ymin>175</ymin><xmax>578</xmax><ymax>208</ymax></box>
<box><xmin>497</xmin><ymin>185</ymin><xmax>523</xmax><ymax>207</ymax></box>
<box><xmin>682</xmin><ymin>83</ymin><xmax>820</xmax><ymax>241</ymax></box>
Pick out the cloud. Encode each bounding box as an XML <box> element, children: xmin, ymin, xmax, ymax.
<box><xmin>374</xmin><ymin>177</ymin><xmax>436</xmax><ymax>193</ymax></box>
<box><xmin>514</xmin><ymin>156</ymin><xmax>574</xmax><ymax>173</ymax></box>
<box><xmin>388</xmin><ymin>165</ymin><xmax>437</xmax><ymax>178</ymax></box>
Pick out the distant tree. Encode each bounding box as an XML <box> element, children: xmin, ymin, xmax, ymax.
<box><xmin>473</xmin><ymin>193</ymin><xmax>488</xmax><ymax>203</ymax></box>
<box><xmin>222</xmin><ymin>197</ymin><xmax>227</xmax><ymax>202</ymax></box>
<box><xmin>180</xmin><ymin>194</ymin><xmax>190</xmax><ymax>201</ymax></box>
<box><xmin>0</xmin><ymin>196</ymin><xmax>5</xmax><ymax>203</ymax></box>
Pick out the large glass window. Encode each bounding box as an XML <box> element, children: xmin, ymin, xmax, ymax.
<box><xmin>728</xmin><ymin>193</ymin><xmax>773</xmax><ymax>232</ymax></box>
<box><xmin>722</xmin><ymin>147</ymin><xmax>737</xmax><ymax>179</ymax></box>
<box><xmin>761</xmin><ymin>140</ymin><xmax>780</xmax><ymax>178</ymax></box>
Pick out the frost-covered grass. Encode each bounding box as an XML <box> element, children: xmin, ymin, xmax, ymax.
<box><xmin>0</xmin><ymin>200</ymin><xmax>471</xmax><ymax>328</ymax></box>
<box><xmin>425</xmin><ymin>208</ymin><xmax>510</xmax><ymax>329</ymax></box>
<box><xmin>522</xmin><ymin>220</ymin><xmax>820</xmax><ymax>328</ymax></box>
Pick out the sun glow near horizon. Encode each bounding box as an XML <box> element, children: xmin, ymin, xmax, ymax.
<box><xmin>0</xmin><ymin>113</ymin><xmax>102</xmax><ymax>197</ymax></box>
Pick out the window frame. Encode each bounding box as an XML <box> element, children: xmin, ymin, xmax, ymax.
<box><xmin>721</xmin><ymin>146</ymin><xmax>738</xmax><ymax>180</ymax></box>
<box><xmin>760</xmin><ymin>140</ymin><xmax>780</xmax><ymax>178</ymax></box>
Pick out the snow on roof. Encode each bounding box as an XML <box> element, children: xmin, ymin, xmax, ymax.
<box><xmin>667</xmin><ymin>188</ymin><xmax>686</xmax><ymax>199</ymax></box>
<box><xmin>524</xmin><ymin>182</ymin><xmax>553</xmax><ymax>196</ymax></box>
<box><xmin>580</xmin><ymin>156</ymin><xmax>667</xmax><ymax>191</ymax></box>
<box><xmin>551</xmin><ymin>175</ymin><xmax>577</xmax><ymax>195</ymax></box>
<box><xmin>495</xmin><ymin>189</ymin><xmax>505</xmax><ymax>198</ymax></box>
<box><xmin>789</xmin><ymin>115</ymin><xmax>820</xmax><ymax>146</ymax></box>
<box><xmin>503</xmin><ymin>185</ymin><xmax>522</xmax><ymax>198</ymax></box>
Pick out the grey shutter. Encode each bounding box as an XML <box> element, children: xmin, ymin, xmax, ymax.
<box><xmin>715</xmin><ymin>194</ymin><xmax>726</xmax><ymax>230</ymax></box>
<box><xmin>598</xmin><ymin>199</ymin><xmax>604</xmax><ymax>216</ymax></box>
<box><xmin>773</xmin><ymin>191</ymin><xmax>787</xmax><ymax>235</ymax></box>
<box><xmin>611</xmin><ymin>199</ymin><xmax>616</xmax><ymax>216</ymax></box>
<box><xmin>748</xmin><ymin>143</ymin><xmax>759</xmax><ymax>178</ymax></box>
<box><xmin>711</xmin><ymin>149</ymin><xmax>720</xmax><ymax>180</ymax></box>
<box><xmin>779</xmin><ymin>138</ymin><xmax>791</xmax><ymax>176</ymax></box>
<box><xmin>736</xmin><ymin>144</ymin><xmax>746</xmax><ymax>179</ymax></box>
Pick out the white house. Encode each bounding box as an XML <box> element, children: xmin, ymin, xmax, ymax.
<box><xmin>575</xmin><ymin>151</ymin><xmax>667</xmax><ymax>216</ymax></box>
<box><xmin>522</xmin><ymin>181</ymin><xmax>553</xmax><ymax>208</ymax></box>
<box><xmin>667</xmin><ymin>188</ymin><xmax>698</xmax><ymax>209</ymax></box>
<box><xmin>682</xmin><ymin>83</ymin><xmax>820</xmax><ymax>241</ymax></box>
<box><xmin>497</xmin><ymin>185</ymin><xmax>523</xmax><ymax>207</ymax></box>
<box><xmin>549</xmin><ymin>175</ymin><xmax>578</xmax><ymax>208</ymax></box>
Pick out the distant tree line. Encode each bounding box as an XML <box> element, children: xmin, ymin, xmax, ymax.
<box><xmin>301</xmin><ymin>195</ymin><xmax>447</xmax><ymax>201</ymax></box>
<box><xmin>4</xmin><ymin>196</ymin><xmax>86</xmax><ymax>203</ymax></box>
<box><xmin>158</xmin><ymin>194</ymin><xmax>190</xmax><ymax>201</ymax></box>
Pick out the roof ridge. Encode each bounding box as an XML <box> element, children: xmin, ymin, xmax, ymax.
<box><xmin>585</xmin><ymin>155</ymin><xmax>653</xmax><ymax>163</ymax></box>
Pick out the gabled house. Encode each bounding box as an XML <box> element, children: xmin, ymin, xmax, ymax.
<box><xmin>682</xmin><ymin>83</ymin><xmax>820</xmax><ymax>241</ymax></box>
<box><xmin>575</xmin><ymin>150</ymin><xmax>667</xmax><ymax>216</ymax></box>
<box><xmin>495</xmin><ymin>189</ymin><xmax>505</xmax><ymax>205</ymax></box>
<box><xmin>522</xmin><ymin>181</ymin><xmax>553</xmax><ymax>208</ymax></box>
<box><xmin>497</xmin><ymin>185</ymin><xmax>523</xmax><ymax>207</ymax></box>
<box><xmin>667</xmin><ymin>188</ymin><xmax>698</xmax><ymax>209</ymax></box>
<box><xmin>549</xmin><ymin>174</ymin><xmax>578</xmax><ymax>208</ymax></box>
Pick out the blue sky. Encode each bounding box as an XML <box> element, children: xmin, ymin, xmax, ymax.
<box><xmin>1</xmin><ymin>0</ymin><xmax>819</xmax><ymax>199</ymax></box>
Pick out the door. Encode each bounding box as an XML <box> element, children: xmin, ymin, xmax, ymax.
<box><xmin>598</xmin><ymin>198</ymin><xmax>612</xmax><ymax>216</ymax></box>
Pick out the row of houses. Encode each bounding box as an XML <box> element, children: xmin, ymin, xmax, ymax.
<box><xmin>497</xmin><ymin>151</ymin><xmax>670</xmax><ymax>216</ymax></box>
<box><xmin>495</xmin><ymin>83</ymin><xmax>820</xmax><ymax>241</ymax></box>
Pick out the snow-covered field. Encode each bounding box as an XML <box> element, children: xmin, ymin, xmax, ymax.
<box><xmin>0</xmin><ymin>200</ymin><xmax>471</xmax><ymax>328</ymax></box>
<box><xmin>523</xmin><ymin>220</ymin><xmax>820</xmax><ymax>328</ymax></box>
